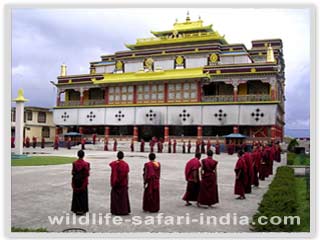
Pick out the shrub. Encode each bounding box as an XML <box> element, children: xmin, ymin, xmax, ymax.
<box><xmin>251</xmin><ymin>167</ymin><xmax>299</xmax><ymax>232</ymax></box>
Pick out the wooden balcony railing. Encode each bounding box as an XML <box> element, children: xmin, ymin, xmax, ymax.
<box><xmin>202</xmin><ymin>94</ymin><xmax>272</xmax><ymax>102</ymax></box>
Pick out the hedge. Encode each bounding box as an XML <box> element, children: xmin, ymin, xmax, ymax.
<box><xmin>251</xmin><ymin>166</ymin><xmax>299</xmax><ymax>232</ymax></box>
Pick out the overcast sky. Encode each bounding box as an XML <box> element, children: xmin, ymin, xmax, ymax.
<box><xmin>11</xmin><ymin>8</ymin><xmax>311</xmax><ymax>130</ymax></box>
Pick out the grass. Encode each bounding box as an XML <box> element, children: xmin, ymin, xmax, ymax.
<box><xmin>11</xmin><ymin>227</ymin><xmax>47</xmax><ymax>232</ymax></box>
<box><xmin>287</xmin><ymin>152</ymin><xmax>310</xmax><ymax>166</ymax></box>
<box><xmin>11</xmin><ymin>156</ymin><xmax>75</xmax><ymax>166</ymax></box>
<box><xmin>295</xmin><ymin>177</ymin><xmax>310</xmax><ymax>232</ymax></box>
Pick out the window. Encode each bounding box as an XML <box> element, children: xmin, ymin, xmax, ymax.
<box><xmin>108</xmin><ymin>85</ymin><xmax>134</xmax><ymax>104</ymax></box>
<box><xmin>168</xmin><ymin>82</ymin><xmax>197</xmax><ymax>102</ymax></box>
<box><xmin>26</xmin><ymin>111</ymin><xmax>33</xmax><ymax>121</ymax></box>
<box><xmin>42</xmin><ymin>127</ymin><xmax>50</xmax><ymax>138</ymax></box>
<box><xmin>137</xmin><ymin>84</ymin><xmax>164</xmax><ymax>103</ymax></box>
<box><xmin>38</xmin><ymin>112</ymin><xmax>46</xmax><ymax>123</ymax></box>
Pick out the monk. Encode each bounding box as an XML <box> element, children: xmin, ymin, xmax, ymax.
<box><xmin>92</xmin><ymin>134</ymin><xmax>97</xmax><ymax>145</ymax></box>
<box><xmin>168</xmin><ymin>139</ymin><xmax>172</xmax><ymax>153</ymax></box>
<box><xmin>32</xmin><ymin>136</ymin><xmax>37</xmax><ymax>148</ymax></box>
<box><xmin>41</xmin><ymin>137</ymin><xmax>45</xmax><ymax>149</ymax></box>
<box><xmin>259</xmin><ymin>145</ymin><xmax>270</xmax><ymax>180</ymax></box>
<box><xmin>182</xmin><ymin>140</ymin><xmax>186</xmax><ymax>153</ymax></box>
<box><xmin>140</xmin><ymin>139</ymin><xmax>145</xmax><ymax>152</ymax></box>
<box><xmin>227</xmin><ymin>142</ymin><xmax>235</xmax><ymax>155</ymax></box>
<box><xmin>173</xmin><ymin>139</ymin><xmax>177</xmax><ymax>153</ymax></box>
<box><xmin>25</xmin><ymin>136</ymin><xmax>30</xmax><ymax>148</ymax></box>
<box><xmin>187</xmin><ymin>140</ymin><xmax>192</xmax><ymax>153</ymax></box>
<box><xmin>143</xmin><ymin>153</ymin><xmax>161</xmax><ymax>213</ymax></box>
<box><xmin>11</xmin><ymin>136</ymin><xmax>15</xmax><ymax>148</ymax></box>
<box><xmin>197</xmin><ymin>150</ymin><xmax>219</xmax><ymax>207</ymax></box>
<box><xmin>150</xmin><ymin>139</ymin><xmax>155</xmax><ymax>153</ymax></box>
<box><xmin>201</xmin><ymin>140</ymin><xmax>206</xmax><ymax>154</ymax></box>
<box><xmin>130</xmin><ymin>139</ymin><xmax>134</xmax><ymax>152</ymax></box>
<box><xmin>113</xmin><ymin>139</ymin><xmax>118</xmax><ymax>152</ymax></box>
<box><xmin>206</xmin><ymin>139</ymin><xmax>211</xmax><ymax>153</ymax></box>
<box><xmin>274</xmin><ymin>142</ymin><xmax>282</xmax><ymax>162</ymax></box>
<box><xmin>215</xmin><ymin>141</ymin><xmax>220</xmax><ymax>155</ymax></box>
<box><xmin>109</xmin><ymin>151</ymin><xmax>131</xmax><ymax>215</ymax></box>
<box><xmin>243</xmin><ymin>152</ymin><xmax>254</xmax><ymax>194</ymax></box>
<box><xmin>81</xmin><ymin>138</ymin><xmax>86</xmax><ymax>150</ymax></box>
<box><xmin>183</xmin><ymin>152</ymin><xmax>201</xmax><ymax>206</ymax></box>
<box><xmin>234</xmin><ymin>150</ymin><xmax>247</xmax><ymax>200</ymax></box>
<box><xmin>157</xmin><ymin>141</ymin><xmax>161</xmax><ymax>153</ymax></box>
<box><xmin>54</xmin><ymin>135</ymin><xmax>59</xmax><ymax>150</ymax></box>
<box><xmin>71</xmin><ymin>150</ymin><xmax>90</xmax><ymax>215</ymax></box>
<box><xmin>104</xmin><ymin>137</ymin><xmax>109</xmax><ymax>151</ymax></box>
<box><xmin>251</xmin><ymin>146</ymin><xmax>260</xmax><ymax>187</ymax></box>
<box><xmin>67</xmin><ymin>137</ymin><xmax>72</xmax><ymax>150</ymax></box>
<box><xmin>195</xmin><ymin>140</ymin><xmax>200</xmax><ymax>153</ymax></box>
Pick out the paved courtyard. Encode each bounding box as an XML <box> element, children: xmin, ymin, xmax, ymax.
<box><xmin>11</xmin><ymin>142</ymin><xmax>285</xmax><ymax>233</ymax></box>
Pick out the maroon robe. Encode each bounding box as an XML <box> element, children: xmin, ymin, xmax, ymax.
<box><xmin>113</xmin><ymin>140</ymin><xmax>117</xmax><ymax>152</ymax></box>
<box><xmin>92</xmin><ymin>134</ymin><xmax>96</xmax><ymax>145</ymax></box>
<box><xmin>32</xmin><ymin>137</ymin><xmax>37</xmax><ymax>148</ymax></box>
<box><xmin>215</xmin><ymin>143</ymin><xmax>220</xmax><ymax>155</ymax></box>
<box><xmin>11</xmin><ymin>137</ymin><xmax>15</xmax><ymax>148</ymax></box>
<box><xmin>81</xmin><ymin>138</ymin><xmax>85</xmax><ymax>150</ymax></box>
<box><xmin>275</xmin><ymin>145</ymin><xmax>282</xmax><ymax>162</ymax></box>
<box><xmin>54</xmin><ymin>136</ymin><xmax>59</xmax><ymax>150</ymax></box>
<box><xmin>109</xmin><ymin>160</ymin><xmax>131</xmax><ymax>215</ymax></box>
<box><xmin>198</xmin><ymin>157</ymin><xmax>219</xmax><ymax>205</ymax></box>
<box><xmin>130</xmin><ymin>141</ymin><xmax>134</xmax><ymax>152</ymax></box>
<box><xmin>183</xmin><ymin>157</ymin><xmax>201</xmax><ymax>202</ymax></box>
<box><xmin>260</xmin><ymin>147</ymin><xmax>270</xmax><ymax>180</ymax></box>
<box><xmin>234</xmin><ymin>156</ymin><xmax>247</xmax><ymax>197</ymax></box>
<box><xmin>173</xmin><ymin>140</ymin><xmax>177</xmax><ymax>153</ymax></box>
<box><xmin>227</xmin><ymin>143</ymin><xmax>235</xmax><ymax>155</ymax></box>
<box><xmin>41</xmin><ymin>138</ymin><xmax>45</xmax><ymax>148</ymax></box>
<box><xmin>67</xmin><ymin>138</ymin><xmax>72</xmax><ymax>149</ymax></box>
<box><xmin>182</xmin><ymin>142</ymin><xmax>186</xmax><ymax>153</ymax></box>
<box><xmin>168</xmin><ymin>140</ymin><xmax>172</xmax><ymax>153</ymax></box>
<box><xmin>157</xmin><ymin>142</ymin><xmax>161</xmax><ymax>153</ymax></box>
<box><xmin>25</xmin><ymin>137</ymin><xmax>30</xmax><ymax>148</ymax></box>
<box><xmin>187</xmin><ymin>141</ymin><xmax>192</xmax><ymax>153</ymax></box>
<box><xmin>104</xmin><ymin>139</ymin><xmax>109</xmax><ymax>151</ymax></box>
<box><xmin>150</xmin><ymin>140</ymin><xmax>155</xmax><ymax>153</ymax></box>
<box><xmin>71</xmin><ymin>158</ymin><xmax>90</xmax><ymax>214</ymax></box>
<box><xmin>243</xmin><ymin>153</ymin><xmax>254</xmax><ymax>193</ymax></box>
<box><xmin>201</xmin><ymin>141</ymin><xmax>206</xmax><ymax>154</ymax></box>
<box><xmin>195</xmin><ymin>142</ymin><xmax>200</xmax><ymax>153</ymax></box>
<box><xmin>140</xmin><ymin>140</ymin><xmax>145</xmax><ymax>152</ymax></box>
<box><xmin>252</xmin><ymin>150</ymin><xmax>260</xmax><ymax>187</ymax></box>
<box><xmin>143</xmin><ymin>161</ymin><xmax>161</xmax><ymax>212</ymax></box>
<box><xmin>206</xmin><ymin>141</ymin><xmax>211</xmax><ymax>152</ymax></box>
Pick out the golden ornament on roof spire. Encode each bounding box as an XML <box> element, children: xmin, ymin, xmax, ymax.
<box><xmin>266</xmin><ymin>43</ymin><xmax>275</xmax><ymax>62</ymax></box>
<box><xmin>60</xmin><ymin>63</ymin><xmax>67</xmax><ymax>77</ymax></box>
<box><xmin>186</xmin><ymin>11</ymin><xmax>190</xmax><ymax>22</ymax></box>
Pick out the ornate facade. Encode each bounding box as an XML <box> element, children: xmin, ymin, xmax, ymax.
<box><xmin>52</xmin><ymin>15</ymin><xmax>285</xmax><ymax>142</ymax></box>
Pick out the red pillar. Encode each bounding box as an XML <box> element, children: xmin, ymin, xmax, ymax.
<box><xmin>271</xmin><ymin>87</ymin><xmax>276</xmax><ymax>100</ymax></box>
<box><xmin>133</xmin><ymin>126</ymin><xmax>138</xmax><ymax>141</ymax></box>
<box><xmin>197</xmin><ymin>126</ymin><xmax>202</xmax><ymax>140</ymax></box>
<box><xmin>79</xmin><ymin>127</ymin><xmax>84</xmax><ymax>134</ymax></box>
<box><xmin>233</xmin><ymin>126</ymin><xmax>239</xmax><ymax>134</ymax></box>
<box><xmin>164</xmin><ymin>82</ymin><xmax>168</xmax><ymax>103</ymax></box>
<box><xmin>164</xmin><ymin>126</ymin><xmax>169</xmax><ymax>142</ymax></box>
<box><xmin>104</xmin><ymin>126</ymin><xmax>110</xmax><ymax>139</ymax></box>
<box><xmin>197</xmin><ymin>81</ymin><xmax>202</xmax><ymax>102</ymax></box>
<box><xmin>133</xmin><ymin>85</ymin><xmax>137</xmax><ymax>104</ymax></box>
<box><xmin>104</xmin><ymin>87</ymin><xmax>109</xmax><ymax>105</ymax></box>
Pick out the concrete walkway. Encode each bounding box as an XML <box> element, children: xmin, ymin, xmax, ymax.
<box><xmin>11</xmin><ymin>144</ymin><xmax>285</xmax><ymax>233</ymax></box>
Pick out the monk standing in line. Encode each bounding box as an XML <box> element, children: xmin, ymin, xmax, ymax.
<box><xmin>25</xmin><ymin>136</ymin><xmax>30</xmax><ymax>148</ymax></box>
<box><xmin>215</xmin><ymin>140</ymin><xmax>220</xmax><ymax>155</ymax></box>
<box><xmin>195</xmin><ymin>139</ymin><xmax>200</xmax><ymax>153</ymax></box>
<box><xmin>113</xmin><ymin>138</ymin><xmax>118</xmax><ymax>152</ymax></box>
<box><xmin>206</xmin><ymin>139</ymin><xmax>211</xmax><ymax>153</ymax></box>
<box><xmin>71</xmin><ymin>150</ymin><xmax>90</xmax><ymax>215</ymax></box>
<box><xmin>197</xmin><ymin>150</ymin><xmax>219</xmax><ymax>208</ymax></box>
<box><xmin>201</xmin><ymin>140</ymin><xmax>206</xmax><ymax>154</ymax></box>
<box><xmin>92</xmin><ymin>134</ymin><xmax>97</xmax><ymax>145</ymax></box>
<box><xmin>187</xmin><ymin>140</ymin><xmax>192</xmax><ymax>153</ymax></box>
<box><xmin>150</xmin><ymin>139</ymin><xmax>155</xmax><ymax>153</ymax></box>
<box><xmin>54</xmin><ymin>135</ymin><xmax>59</xmax><ymax>150</ymax></box>
<box><xmin>81</xmin><ymin>138</ymin><xmax>86</xmax><ymax>150</ymax></box>
<box><xmin>274</xmin><ymin>141</ymin><xmax>282</xmax><ymax>162</ymax></box>
<box><xmin>109</xmin><ymin>151</ymin><xmax>131</xmax><ymax>215</ymax></box>
<box><xmin>182</xmin><ymin>140</ymin><xmax>186</xmax><ymax>154</ymax></box>
<box><xmin>143</xmin><ymin>153</ymin><xmax>161</xmax><ymax>213</ymax></box>
<box><xmin>32</xmin><ymin>136</ymin><xmax>37</xmax><ymax>148</ymax></box>
<box><xmin>130</xmin><ymin>139</ymin><xmax>134</xmax><ymax>152</ymax></box>
<box><xmin>168</xmin><ymin>139</ymin><xmax>172</xmax><ymax>153</ymax></box>
<box><xmin>173</xmin><ymin>139</ymin><xmax>177</xmax><ymax>153</ymax></box>
<box><xmin>41</xmin><ymin>137</ymin><xmax>45</xmax><ymax>149</ymax></box>
<box><xmin>104</xmin><ymin>137</ymin><xmax>109</xmax><ymax>151</ymax></box>
<box><xmin>243</xmin><ymin>152</ymin><xmax>254</xmax><ymax>194</ymax></box>
<box><xmin>67</xmin><ymin>137</ymin><xmax>72</xmax><ymax>150</ymax></box>
<box><xmin>234</xmin><ymin>150</ymin><xmax>247</xmax><ymax>200</ymax></box>
<box><xmin>140</xmin><ymin>139</ymin><xmax>145</xmax><ymax>152</ymax></box>
<box><xmin>11</xmin><ymin>136</ymin><xmax>15</xmax><ymax>148</ymax></box>
<box><xmin>183</xmin><ymin>152</ymin><xmax>201</xmax><ymax>206</ymax></box>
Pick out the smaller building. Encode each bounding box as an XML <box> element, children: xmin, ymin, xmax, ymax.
<box><xmin>11</xmin><ymin>106</ymin><xmax>56</xmax><ymax>142</ymax></box>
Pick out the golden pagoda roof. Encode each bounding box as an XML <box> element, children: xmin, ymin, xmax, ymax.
<box><xmin>126</xmin><ymin>15</ymin><xmax>227</xmax><ymax>50</ymax></box>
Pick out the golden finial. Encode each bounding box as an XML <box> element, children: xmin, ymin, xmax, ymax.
<box><xmin>60</xmin><ymin>63</ymin><xmax>67</xmax><ymax>77</ymax></box>
<box><xmin>186</xmin><ymin>11</ymin><xmax>190</xmax><ymax>22</ymax></box>
<box><xmin>267</xmin><ymin>43</ymin><xmax>275</xmax><ymax>62</ymax></box>
<box><xmin>13</xmin><ymin>88</ymin><xmax>28</xmax><ymax>102</ymax></box>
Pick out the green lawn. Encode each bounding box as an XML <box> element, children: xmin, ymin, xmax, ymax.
<box><xmin>12</xmin><ymin>156</ymin><xmax>75</xmax><ymax>166</ymax></box>
<box><xmin>295</xmin><ymin>177</ymin><xmax>310</xmax><ymax>232</ymax></box>
<box><xmin>287</xmin><ymin>152</ymin><xmax>310</xmax><ymax>165</ymax></box>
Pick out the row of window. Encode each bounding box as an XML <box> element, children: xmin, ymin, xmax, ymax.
<box><xmin>11</xmin><ymin>111</ymin><xmax>47</xmax><ymax>123</ymax></box>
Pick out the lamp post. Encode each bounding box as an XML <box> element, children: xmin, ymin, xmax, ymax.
<box><xmin>12</xmin><ymin>89</ymin><xmax>28</xmax><ymax>155</ymax></box>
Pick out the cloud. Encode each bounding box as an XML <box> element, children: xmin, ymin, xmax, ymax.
<box><xmin>11</xmin><ymin>8</ymin><xmax>311</xmax><ymax>129</ymax></box>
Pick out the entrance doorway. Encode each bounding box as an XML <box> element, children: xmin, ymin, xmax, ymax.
<box><xmin>138</xmin><ymin>126</ymin><xmax>164</xmax><ymax>142</ymax></box>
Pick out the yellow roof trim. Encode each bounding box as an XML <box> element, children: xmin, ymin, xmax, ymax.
<box><xmin>92</xmin><ymin>68</ymin><xmax>209</xmax><ymax>84</ymax></box>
